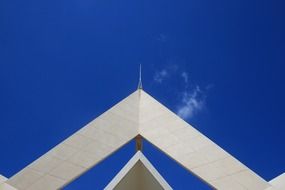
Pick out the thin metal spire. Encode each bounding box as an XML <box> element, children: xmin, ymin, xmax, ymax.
<box><xmin>138</xmin><ymin>64</ymin><xmax>143</xmax><ymax>89</ymax></box>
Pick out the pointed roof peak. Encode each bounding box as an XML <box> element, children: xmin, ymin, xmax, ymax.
<box><xmin>7</xmin><ymin>87</ymin><xmax>271</xmax><ymax>190</ymax></box>
<box><xmin>138</xmin><ymin>64</ymin><xmax>143</xmax><ymax>90</ymax></box>
<box><xmin>104</xmin><ymin>151</ymin><xmax>172</xmax><ymax>190</ymax></box>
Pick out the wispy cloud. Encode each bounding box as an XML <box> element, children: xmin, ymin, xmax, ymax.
<box><xmin>157</xmin><ymin>33</ymin><xmax>167</xmax><ymax>43</ymax></box>
<box><xmin>153</xmin><ymin>65</ymin><xmax>208</xmax><ymax>120</ymax></box>
<box><xmin>154</xmin><ymin>69</ymin><xmax>169</xmax><ymax>83</ymax></box>
<box><xmin>153</xmin><ymin>65</ymin><xmax>178</xmax><ymax>84</ymax></box>
<box><xmin>178</xmin><ymin>71</ymin><xmax>205</xmax><ymax>119</ymax></box>
<box><xmin>177</xmin><ymin>86</ymin><xmax>205</xmax><ymax>120</ymax></box>
<box><xmin>181</xmin><ymin>71</ymin><xmax>189</xmax><ymax>84</ymax></box>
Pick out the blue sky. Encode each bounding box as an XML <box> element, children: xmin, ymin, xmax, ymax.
<box><xmin>1</xmin><ymin>0</ymin><xmax>285</xmax><ymax>189</ymax></box>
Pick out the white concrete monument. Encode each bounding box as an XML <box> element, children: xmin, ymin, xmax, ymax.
<box><xmin>0</xmin><ymin>69</ymin><xmax>284</xmax><ymax>189</ymax></box>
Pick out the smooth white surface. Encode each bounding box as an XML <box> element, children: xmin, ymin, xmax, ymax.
<box><xmin>0</xmin><ymin>176</ymin><xmax>17</xmax><ymax>190</ymax></box>
<box><xmin>269</xmin><ymin>173</ymin><xmax>285</xmax><ymax>189</ymax></box>
<box><xmin>0</xmin><ymin>183</ymin><xmax>18</xmax><ymax>190</ymax></box>
<box><xmin>6</xmin><ymin>89</ymin><xmax>273</xmax><ymax>190</ymax></box>
<box><xmin>7</xmin><ymin>91</ymin><xmax>140</xmax><ymax>190</ymax></box>
<box><xmin>0</xmin><ymin>175</ymin><xmax>7</xmax><ymax>184</ymax></box>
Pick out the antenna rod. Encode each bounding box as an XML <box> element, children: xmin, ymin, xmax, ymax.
<box><xmin>138</xmin><ymin>64</ymin><xmax>143</xmax><ymax>89</ymax></box>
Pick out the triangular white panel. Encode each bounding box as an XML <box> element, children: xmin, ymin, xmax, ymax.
<box><xmin>104</xmin><ymin>151</ymin><xmax>172</xmax><ymax>190</ymax></box>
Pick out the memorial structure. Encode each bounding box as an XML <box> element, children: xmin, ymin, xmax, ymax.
<box><xmin>0</xmin><ymin>70</ymin><xmax>284</xmax><ymax>190</ymax></box>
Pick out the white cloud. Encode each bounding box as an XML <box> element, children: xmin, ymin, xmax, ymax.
<box><xmin>181</xmin><ymin>71</ymin><xmax>189</xmax><ymax>84</ymax></box>
<box><xmin>153</xmin><ymin>65</ymin><xmax>178</xmax><ymax>83</ymax></box>
<box><xmin>154</xmin><ymin>69</ymin><xmax>169</xmax><ymax>83</ymax></box>
<box><xmin>154</xmin><ymin>66</ymin><xmax>208</xmax><ymax>120</ymax></box>
<box><xmin>177</xmin><ymin>86</ymin><xmax>205</xmax><ymax>120</ymax></box>
<box><xmin>157</xmin><ymin>33</ymin><xmax>167</xmax><ymax>42</ymax></box>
